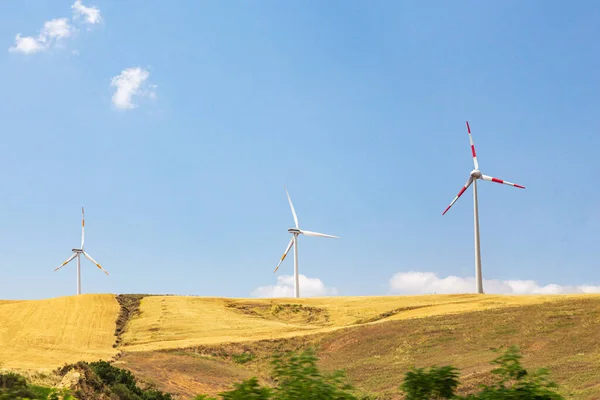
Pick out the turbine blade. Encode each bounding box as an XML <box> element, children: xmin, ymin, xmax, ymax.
<box><xmin>274</xmin><ymin>236</ymin><xmax>295</xmax><ymax>273</ymax></box>
<box><xmin>466</xmin><ymin>121</ymin><xmax>479</xmax><ymax>170</ymax></box>
<box><xmin>82</xmin><ymin>251</ymin><xmax>109</xmax><ymax>275</ymax></box>
<box><xmin>481</xmin><ymin>175</ymin><xmax>525</xmax><ymax>189</ymax></box>
<box><xmin>284</xmin><ymin>186</ymin><xmax>299</xmax><ymax>229</ymax></box>
<box><xmin>81</xmin><ymin>206</ymin><xmax>85</xmax><ymax>249</ymax></box>
<box><xmin>54</xmin><ymin>253</ymin><xmax>77</xmax><ymax>272</ymax></box>
<box><xmin>300</xmin><ymin>230</ymin><xmax>339</xmax><ymax>239</ymax></box>
<box><xmin>442</xmin><ymin>176</ymin><xmax>474</xmax><ymax>215</ymax></box>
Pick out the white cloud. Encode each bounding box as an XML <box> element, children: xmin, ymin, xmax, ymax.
<box><xmin>9</xmin><ymin>18</ymin><xmax>72</xmax><ymax>54</ymax></box>
<box><xmin>41</xmin><ymin>18</ymin><xmax>72</xmax><ymax>40</ymax></box>
<box><xmin>389</xmin><ymin>271</ymin><xmax>600</xmax><ymax>295</ymax></box>
<box><xmin>9</xmin><ymin>35</ymin><xmax>45</xmax><ymax>54</ymax></box>
<box><xmin>9</xmin><ymin>1</ymin><xmax>100</xmax><ymax>55</ymax></box>
<box><xmin>110</xmin><ymin>67</ymin><xmax>156</xmax><ymax>110</ymax></box>
<box><xmin>252</xmin><ymin>274</ymin><xmax>338</xmax><ymax>298</ymax></box>
<box><xmin>72</xmin><ymin>0</ymin><xmax>102</xmax><ymax>25</ymax></box>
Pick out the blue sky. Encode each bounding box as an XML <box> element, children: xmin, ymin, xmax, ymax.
<box><xmin>1</xmin><ymin>0</ymin><xmax>599</xmax><ymax>300</ymax></box>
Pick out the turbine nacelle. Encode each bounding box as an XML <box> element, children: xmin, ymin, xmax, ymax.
<box><xmin>72</xmin><ymin>248</ymin><xmax>83</xmax><ymax>253</ymax></box>
<box><xmin>287</xmin><ymin>228</ymin><xmax>301</xmax><ymax>234</ymax></box>
<box><xmin>470</xmin><ymin>169</ymin><xmax>482</xmax><ymax>179</ymax></box>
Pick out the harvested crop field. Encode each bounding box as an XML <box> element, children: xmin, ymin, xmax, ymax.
<box><xmin>119</xmin><ymin>296</ymin><xmax>600</xmax><ymax>399</ymax></box>
<box><xmin>0</xmin><ymin>294</ymin><xmax>120</xmax><ymax>369</ymax></box>
<box><xmin>118</xmin><ymin>293</ymin><xmax>582</xmax><ymax>352</ymax></box>
<box><xmin>3</xmin><ymin>293</ymin><xmax>600</xmax><ymax>399</ymax></box>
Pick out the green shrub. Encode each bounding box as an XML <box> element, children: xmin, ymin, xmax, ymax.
<box><xmin>0</xmin><ymin>372</ymin><xmax>28</xmax><ymax>390</ymax></box>
<box><xmin>270</xmin><ymin>348</ymin><xmax>357</xmax><ymax>400</ymax></box>
<box><xmin>459</xmin><ymin>346</ymin><xmax>565</xmax><ymax>399</ymax></box>
<box><xmin>231</xmin><ymin>352</ymin><xmax>255</xmax><ymax>364</ymax></box>
<box><xmin>399</xmin><ymin>346</ymin><xmax>565</xmax><ymax>400</ymax></box>
<box><xmin>220</xmin><ymin>377</ymin><xmax>272</xmax><ymax>399</ymax></box>
<box><xmin>195</xmin><ymin>348</ymin><xmax>358</xmax><ymax>399</ymax></box>
<box><xmin>400</xmin><ymin>365</ymin><xmax>460</xmax><ymax>400</ymax></box>
<box><xmin>89</xmin><ymin>360</ymin><xmax>138</xmax><ymax>390</ymax></box>
<box><xmin>87</xmin><ymin>360</ymin><xmax>173</xmax><ymax>400</ymax></box>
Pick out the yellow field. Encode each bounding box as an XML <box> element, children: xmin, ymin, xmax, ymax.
<box><xmin>0</xmin><ymin>294</ymin><xmax>120</xmax><ymax>370</ymax></box>
<box><xmin>112</xmin><ymin>294</ymin><xmax>600</xmax><ymax>398</ymax></box>
<box><xmin>2</xmin><ymin>292</ymin><xmax>598</xmax><ymax>376</ymax></box>
<box><xmin>119</xmin><ymin>293</ymin><xmax>588</xmax><ymax>352</ymax></box>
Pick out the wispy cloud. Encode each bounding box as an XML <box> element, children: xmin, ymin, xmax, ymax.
<box><xmin>9</xmin><ymin>1</ymin><xmax>100</xmax><ymax>54</ymax></box>
<box><xmin>110</xmin><ymin>67</ymin><xmax>157</xmax><ymax>110</ymax></box>
<box><xmin>10</xmin><ymin>18</ymin><xmax>72</xmax><ymax>54</ymax></box>
<box><xmin>389</xmin><ymin>271</ymin><xmax>600</xmax><ymax>295</ymax></box>
<box><xmin>71</xmin><ymin>0</ymin><xmax>102</xmax><ymax>26</ymax></box>
<box><xmin>251</xmin><ymin>274</ymin><xmax>338</xmax><ymax>298</ymax></box>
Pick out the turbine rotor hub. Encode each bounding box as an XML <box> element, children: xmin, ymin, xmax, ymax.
<box><xmin>470</xmin><ymin>169</ymin><xmax>482</xmax><ymax>179</ymax></box>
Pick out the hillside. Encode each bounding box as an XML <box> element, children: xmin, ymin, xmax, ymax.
<box><xmin>0</xmin><ymin>294</ymin><xmax>120</xmax><ymax>369</ymax></box>
<box><xmin>115</xmin><ymin>294</ymin><xmax>600</xmax><ymax>399</ymax></box>
<box><xmin>118</xmin><ymin>293</ymin><xmax>570</xmax><ymax>352</ymax></box>
<box><xmin>1</xmin><ymin>293</ymin><xmax>600</xmax><ymax>398</ymax></box>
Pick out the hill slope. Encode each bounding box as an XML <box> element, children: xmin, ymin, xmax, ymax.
<box><xmin>2</xmin><ymin>293</ymin><xmax>600</xmax><ymax>399</ymax></box>
<box><xmin>118</xmin><ymin>293</ymin><xmax>572</xmax><ymax>352</ymax></box>
<box><xmin>117</xmin><ymin>295</ymin><xmax>600</xmax><ymax>399</ymax></box>
<box><xmin>0</xmin><ymin>294</ymin><xmax>120</xmax><ymax>369</ymax></box>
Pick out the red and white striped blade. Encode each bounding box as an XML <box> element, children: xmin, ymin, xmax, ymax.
<box><xmin>481</xmin><ymin>175</ymin><xmax>525</xmax><ymax>189</ymax></box>
<box><xmin>466</xmin><ymin>121</ymin><xmax>479</xmax><ymax>170</ymax></box>
<box><xmin>82</xmin><ymin>251</ymin><xmax>109</xmax><ymax>275</ymax></box>
<box><xmin>274</xmin><ymin>236</ymin><xmax>294</xmax><ymax>273</ymax></box>
<box><xmin>442</xmin><ymin>176</ymin><xmax>474</xmax><ymax>215</ymax></box>
<box><xmin>81</xmin><ymin>206</ymin><xmax>85</xmax><ymax>249</ymax></box>
<box><xmin>54</xmin><ymin>253</ymin><xmax>77</xmax><ymax>271</ymax></box>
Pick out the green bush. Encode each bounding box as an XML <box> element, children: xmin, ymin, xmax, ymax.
<box><xmin>89</xmin><ymin>360</ymin><xmax>138</xmax><ymax>390</ymax></box>
<box><xmin>88</xmin><ymin>360</ymin><xmax>173</xmax><ymax>400</ymax></box>
<box><xmin>399</xmin><ymin>346</ymin><xmax>565</xmax><ymax>400</ymax></box>
<box><xmin>270</xmin><ymin>348</ymin><xmax>357</xmax><ymax>400</ymax></box>
<box><xmin>56</xmin><ymin>360</ymin><xmax>173</xmax><ymax>400</ymax></box>
<box><xmin>0</xmin><ymin>371</ymin><xmax>74</xmax><ymax>400</ymax></box>
<box><xmin>459</xmin><ymin>346</ymin><xmax>565</xmax><ymax>400</ymax></box>
<box><xmin>231</xmin><ymin>352</ymin><xmax>255</xmax><ymax>364</ymax></box>
<box><xmin>194</xmin><ymin>346</ymin><xmax>565</xmax><ymax>400</ymax></box>
<box><xmin>221</xmin><ymin>377</ymin><xmax>272</xmax><ymax>399</ymax></box>
<box><xmin>195</xmin><ymin>348</ymin><xmax>359</xmax><ymax>399</ymax></box>
<box><xmin>400</xmin><ymin>365</ymin><xmax>460</xmax><ymax>400</ymax></box>
<box><xmin>0</xmin><ymin>372</ymin><xmax>28</xmax><ymax>390</ymax></box>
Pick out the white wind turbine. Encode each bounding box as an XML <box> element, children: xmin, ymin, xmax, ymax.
<box><xmin>273</xmin><ymin>187</ymin><xmax>338</xmax><ymax>298</ymax></box>
<box><xmin>54</xmin><ymin>207</ymin><xmax>109</xmax><ymax>295</ymax></box>
<box><xmin>442</xmin><ymin>121</ymin><xmax>525</xmax><ymax>294</ymax></box>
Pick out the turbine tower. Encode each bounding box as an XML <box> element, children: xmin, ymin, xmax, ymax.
<box><xmin>54</xmin><ymin>207</ymin><xmax>109</xmax><ymax>295</ymax></box>
<box><xmin>273</xmin><ymin>187</ymin><xmax>338</xmax><ymax>298</ymax></box>
<box><xmin>442</xmin><ymin>121</ymin><xmax>525</xmax><ymax>294</ymax></box>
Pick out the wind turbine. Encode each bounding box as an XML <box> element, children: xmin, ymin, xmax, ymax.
<box><xmin>442</xmin><ymin>121</ymin><xmax>525</xmax><ymax>294</ymax></box>
<box><xmin>273</xmin><ymin>187</ymin><xmax>338</xmax><ymax>298</ymax></box>
<box><xmin>54</xmin><ymin>207</ymin><xmax>109</xmax><ymax>295</ymax></box>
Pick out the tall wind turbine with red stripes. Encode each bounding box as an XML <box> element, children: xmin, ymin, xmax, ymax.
<box><xmin>442</xmin><ymin>121</ymin><xmax>525</xmax><ymax>294</ymax></box>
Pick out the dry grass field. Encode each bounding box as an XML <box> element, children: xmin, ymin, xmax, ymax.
<box><xmin>2</xmin><ymin>293</ymin><xmax>600</xmax><ymax>398</ymax></box>
<box><xmin>117</xmin><ymin>295</ymin><xmax>600</xmax><ymax>399</ymax></box>
<box><xmin>0</xmin><ymin>294</ymin><xmax>120</xmax><ymax>370</ymax></box>
<box><xmin>119</xmin><ymin>293</ymin><xmax>580</xmax><ymax>352</ymax></box>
